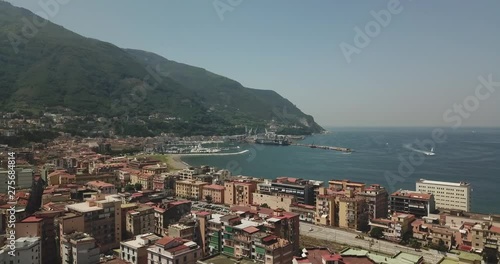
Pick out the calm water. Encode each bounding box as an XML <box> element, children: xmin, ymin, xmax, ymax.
<box><xmin>183</xmin><ymin>127</ymin><xmax>500</xmax><ymax>214</ymax></box>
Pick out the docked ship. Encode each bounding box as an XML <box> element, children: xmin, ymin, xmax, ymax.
<box><xmin>254</xmin><ymin>132</ymin><xmax>291</xmax><ymax>146</ymax></box>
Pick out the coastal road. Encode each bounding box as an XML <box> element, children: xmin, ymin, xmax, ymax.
<box><xmin>299</xmin><ymin>222</ymin><xmax>444</xmax><ymax>264</ymax></box>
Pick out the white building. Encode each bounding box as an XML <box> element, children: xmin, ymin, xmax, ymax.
<box><xmin>0</xmin><ymin>237</ymin><xmax>42</xmax><ymax>264</ymax></box>
<box><xmin>416</xmin><ymin>179</ymin><xmax>471</xmax><ymax>212</ymax></box>
<box><xmin>147</xmin><ymin>236</ymin><xmax>202</xmax><ymax>264</ymax></box>
<box><xmin>120</xmin><ymin>233</ymin><xmax>161</xmax><ymax>264</ymax></box>
<box><xmin>61</xmin><ymin>232</ymin><xmax>100</xmax><ymax>264</ymax></box>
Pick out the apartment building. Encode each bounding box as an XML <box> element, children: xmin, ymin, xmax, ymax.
<box><xmin>0</xmin><ymin>237</ymin><xmax>41</xmax><ymax>264</ymax></box>
<box><xmin>224</xmin><ymin>180</ymin><xmax>257</xmax><ymax>206</ymax></box>
<box><xmin>472</xmin><ymin>222</ymin><xmax>500</xmax><ymax>254</ymax></box>
<box><xmin>202</xmin><ymin>184</ymin><xmax>225</xmax><ymax>204</ymax></box>
<box><xmin>252</xmin><ymin>193</ymin><xmax>296</xmax><ymax>211</ymax></box>
<box><xmin>357</xmin><ymin>184</ymin><xmax>388</xmax><ymax>219</ymax></box>
<box><xmin>15</xmin><ymin>211</ymin><xmax>62</xmax><ymax>264</ymax></box>
<box><xmin>258</xmin><ymin>177</ymin><xmax>323</xmax><ymax>205</ymax></box>
<box><xmin>142</xmin><ymin>164</ymin><xmax>169</xmax><ymax>175</ymax></box>
<box><xmin>390</xmin><ymin>190</ymin><xmax>436</xmax><ymax>218</ymax></box>
<box><xmin>65</xmin><ymin>196</ymin><xmax>122</xmax><ymax>252</ymax></box>
<box><xmin>126</xmin><ymin>205</ymin><xmax>155</xmax><ymax>237</ymax></box>
<box><xmin>120</xmin><ymin>233</ymin><xmax>161</xmax><ymax>264</ymax></box>
<box><xmin>315</xmin><ymin>188</ymin><xmax>337</xmax><ymax>227</ymax></box>
<box><xmin>154</xmin><ymin>200</ymin><xmax>192</xmax><ymax>236</ymax></box>
<box><xmin>61</xmin><ymin>232</ymin><xmax>100</xmax><ymax>264</ymax></box>
<box><xmin>416</xmin><ymin>179</ymin><xmax>471</xmax><ymax>212</ymax></box>
<box><xmin>176</xmin><ymin>180</ymin><xmax>209</xmax><ymax>200</ymax></box>
<box><xmin>147</xmin><ymin>236</ymin><xmax>202</xmax><ymax>264</ymax></box>
<box><xmin>168</xmin><ymin>223</ymin><xmax>196</xmax><ymax>241</ymax></box>
<box><xmin>338</xmin><ymin>192</ymin><xmax>368</xmax><ymax>231</ymax></box>
<box><xmin>369</xmin><ymin>213</ymin><xmax>416</xmax><ymax>241</ymax></box>
<box><xmin>328</xmin><ymin>179</ymin><xmax>365</xmax><ymax>193</ymax></box>
<box><xmin>86</xmin><ymin>180</ymin><xmax>117</xmax><ymax>194</ymax></box>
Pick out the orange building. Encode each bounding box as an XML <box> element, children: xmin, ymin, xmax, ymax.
<box><xmin>202</xmin><ymin>184</ymin><xmax>225</xmax><ymax>204</ymax></box>
<box><xmin>224</xmin><ymin>180</ymin><xmax>257</xmax><ymax>206</ymax></box>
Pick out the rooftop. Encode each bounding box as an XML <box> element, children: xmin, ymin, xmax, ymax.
<box><xmin>417</xmin><ymin>179</ymin><xmax>470</xmax><ymax>187</ymax></box>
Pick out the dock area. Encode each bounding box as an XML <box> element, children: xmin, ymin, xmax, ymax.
<box><xmin>294</xmin><ymin>143</ymin><xmax>352</xmax><ymax>152</ymax></box>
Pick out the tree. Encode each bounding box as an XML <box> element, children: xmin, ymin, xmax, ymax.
<box><xmin>369</xmin><ymin>227</ymin><xmax>384</xmax><ymax>239</ymax></box>
<box><xmin>205</xmin><ymin>195</ymin><xmax>213</xmax><ymax>204</ymax></box>
<box><xmin>260</xmin><ymin>203</ymin><xmax>270</xmax><ymax>208</ymax></box>
<box><xmin>124</xmin><ymin>184</ymin><xmax>135</xmax><ymax>192</ymax></box>
<box><xmin>483</xmin><ymin>247</ymin><xmax>499</xmax><ymax>263</ymax></box>
<box><xmin>430</xmin><ymin>239</ymin><xmax>448</xmax><ymax>252</ymax></box>
<box><xmin>409</xmin><ymin>238</ymin><xmax>422</xmax><ymax>249</ymax></box>
<box><xmin>134</xmin><ymin>183</ymin><xmax>143</xmax><ymax>191</ymax></box>
<box><xmin>400</xmin><ymin>230</ymin><xmax>413</xmax><ymax>245</ymax></box>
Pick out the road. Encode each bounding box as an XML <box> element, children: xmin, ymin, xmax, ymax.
<box><xmin>300</xmin><ymin>222</ymin><xmax>444</xmax><ymax>264</ymax></box>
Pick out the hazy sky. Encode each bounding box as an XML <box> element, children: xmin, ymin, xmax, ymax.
<box><xmin>6</xmin><ymin>0</ymin><xmax>500</xmax><ymax>127</ymax></box>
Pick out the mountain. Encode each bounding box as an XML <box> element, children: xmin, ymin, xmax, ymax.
<box><xmin>0</xmin><ymin>1</ymin><xmax>323</xmax><ymax>136</ymax></box>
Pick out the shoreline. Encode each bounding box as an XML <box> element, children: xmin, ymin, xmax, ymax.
<box><xmin>168</xmin><ymin>150</ymin><xmax>250</xmax><ymax>170</ymax></box>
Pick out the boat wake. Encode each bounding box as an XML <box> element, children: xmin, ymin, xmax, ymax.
<box><xmin>403</xmin><ymin>144</ymin><xmax>435</xmax><ymax>156</ymax></box>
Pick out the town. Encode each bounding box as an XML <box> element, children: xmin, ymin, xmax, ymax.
<box><xmin>0</xmin><ymin>136</ymin><xmax>498</xmax><ymax>264</ymax></box>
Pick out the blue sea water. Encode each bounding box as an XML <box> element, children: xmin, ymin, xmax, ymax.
<box><xmin>183</xmin><ymin>127</ymin><xmax>500</xmax><ymax>214</ymax></box>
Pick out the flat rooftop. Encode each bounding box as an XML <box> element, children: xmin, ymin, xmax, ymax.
<box><xmin>66</xmin><ymin>202</ymin><xmax>102</xmax><ymax>213</ymax></box>
<box><xmin>417</xmin><ymin>179</ymin><xmax>469</xmax><ymax>187</ymax></box>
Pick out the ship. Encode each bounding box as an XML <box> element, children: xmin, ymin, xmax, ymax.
<box><xmin>255</xmin><ymin>138</ymin><xmax>291</xmax><ymax>146</ymax></box>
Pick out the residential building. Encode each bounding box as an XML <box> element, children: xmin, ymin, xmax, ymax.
<box><xmin>390</xmin><ymin>190</ymin><xmax>436</xmax><ymax>218</ymax></box>
<box><xmin>224</xmin><ymin>180</ymin><xmax>257</xmax><ymax>206</ymax></box>
<box><xmin>416</xmin><ymin>179</ymin><xmax>471</xmax><ymax>212</ymax></box>
<box><xmin>357</xmin><ymin>184</ymin><xmax>388</xmax><ymax>219</ymax></box>
<box><xmin>154</xmin><ymin>200</ymin><xmax>192</xmax><ymax>236</ymax></box>
<box><xmin>126</xmin><ymin>206</ymin><xmax>155</xmax><ymax>237</ymax></box>
<box><xmin>369</xmin><ymin>213</ymin><xmax>416</xmax><ymax>241</ymax></box>
<box><xmin>293</xmin><ymin>248</ymin><xmax>345</xmax><ymax>264</ymax></box>
<box><xmin>472</xmin><ymin>222</ymin><xmax>500</xmax><ymax>254</ymax></box>
<box><xmin>290</xmin><ymin>203</ymin><xmax>316</xmax><ymax>223</ymax></box>
<box><xmin>176</xmin><ymin>180</ymin><xmax>208</xmax><ymax>200</ymax></box>
<box><xmin>120</xmin><ymin>233</ymin><xmax>161</xmax><ymax>264</ymax></box>
<box><xmin>61</xmin><ymin>232</ymin><xmax>100</xmax><ymax>264</ymax></box>
<box><xmin>252</xmin><ymin>193</ymin><xmax>296</xmax><ymax>211</ymax></box>
<box><xmin>207</xmin><ymin>214</ymin><xmax>224</xmax><ymax>256</ymax></box>
<box><xmin>65</xmin><ymin>196</ymin><xmax>122</xmax><ymax>252</ymax></box>
<box><xmin>86</xmin><ymin>180</ymin><xmax>117</xmax><ymax>194</ymax></box>
<box><xmin>338</xmin><ymin>191</ymin><xmax>368</xmax><ymax>231</ymax></box>
<box><xmin>15</xmin><ymin>211</ymin><xmax>62</xmax><ymax>264</ymax></box>
<box><xmin>315</xmin><ymin>188</ymin><xmax>337</xmax><ymax>227</ymax></box>
<box><xmin>0</xmin><ymin>237</ymin><xmax>42</xmax><ymax>264</ymax></box>
<box><xmin>147</xmin><ymin>236</ymin><xmax>202</xmax><ymax>264</ymax></box>
<box><xmin>168</xmin><ymin>223</ymin><xmax>196</xmax><ymax>241</ymax></box>
<box><xmin>142</xmin><ymin>164</ymin><xmax>169</xmax><ymax>175</ymax></box>
<box><xmin>328</xmin><ymin>179</ymin><xmax>365</xmax><ymax>193</ymax></box>
<box><xmin>258</xmin><ymin>177</ymin><xmax>323</xmax><ymax>205</ymax></box>
<box><xmin>202</xmin><ymin>184</ymin><xmax>225</xmax><ymax>204</ymax></box>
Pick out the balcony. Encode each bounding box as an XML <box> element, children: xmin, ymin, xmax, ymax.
<box><xmin>233</xmin><ymin>235</ymin><xmax>252</xmax><ymax>243</ymax></box>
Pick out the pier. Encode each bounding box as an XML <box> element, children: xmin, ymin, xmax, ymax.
<box><xmin>294</xmin><ymin>143</ymin><xmax>352</xmax><ymax>153</ymax></box>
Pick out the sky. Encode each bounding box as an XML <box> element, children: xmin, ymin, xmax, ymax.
<box><xmin>5</xmin><ymin>0</ymin><xmax>500</xmax><ymax>127</ymax></box>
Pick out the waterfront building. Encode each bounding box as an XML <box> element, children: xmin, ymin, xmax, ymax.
<box><xmin>389</xmin><ymin>190</ymin><xmax>436</xmax><ymax>218</ymax></box>
<box><xmin>416</xmin><ymin>179</ymin><xmax>471</xmax><ymax>212</ymax></box>
<box><xmin>357</xmin><ymin>184</ymin><xmax>389</xmax><ymax>219</ymax></box>
<box><xmin>257</xmin><ymin>177</ymin><xmax>323</xmax><ymax>206</ymax></box>
<box><xmin>369</xmin><ymin>213</ymin><xmax>416</xmax><ymax>241</ymax></box>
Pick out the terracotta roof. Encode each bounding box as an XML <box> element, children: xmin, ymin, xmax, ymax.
<box><xmin>203</xmin><ymin>184</ymin><xmax>225</xmax><ymax>191</ymax></box>
<box><xmin>243</xmin><ymin>226</ymin><xmax>260</xmax><ymax>234</ymax></box>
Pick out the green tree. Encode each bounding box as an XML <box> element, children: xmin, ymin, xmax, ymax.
<box><xmin>409</xmin><ymin>238</ymin><xmax>422</xmax><ymax>249</ymax></box>
<box><xmin>134</xmin><ymin>183</ymin><xmax>143</xmax><ymax>191</ymax></box>
<box><xmin>205</xmin><ymin>195</ymin><xmax>213</xmax><ymax>204</ymax></box>
<box><xmin>369</xmin><ymin>227</ymin><xmax>384</xmax><ymax>239</ymax></box>
<box><xmin>430</xmin><ymin>239</ymin><xmax>448</xmax><ymax>252</ymax></box>
<box><xmin>124</xmin><ymin>184</ymin><xmax>135</xmax><ymax>192</ymax></box>
<box><xmin>483</xmin><ymin>248</ymin><xmax>499</xmax><ymax>263</ymax></box>
<box><xmin>260</xmin><ymin>203</ymin><xmax>270</xmax><ymax>208</ymax></box>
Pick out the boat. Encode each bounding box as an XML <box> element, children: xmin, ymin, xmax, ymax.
<box><xmin>255</xmin><ymin>138</ymin><xmax>291</xmax><ymax>146</ymax></box>
<box><xmin>190</xmin><ymin>144</ymin><xmax>221</xmax><ymax>153</ymax></box>
<box><xmin>423</xmin><ymin>147</ymin><xmax>436</xmax><ymax>156</ymax></box>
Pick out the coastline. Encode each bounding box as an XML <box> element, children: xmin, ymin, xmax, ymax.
<box><xmin>167</xmin><ymin>150</ymin><xmax>250</xmax><ymax>170</ymax></box>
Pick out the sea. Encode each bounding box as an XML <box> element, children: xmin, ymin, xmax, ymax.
<box><xmin>182</xmin><ymin>127</ymin><xmax>500</xmax><ymax>214</ymax></box>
